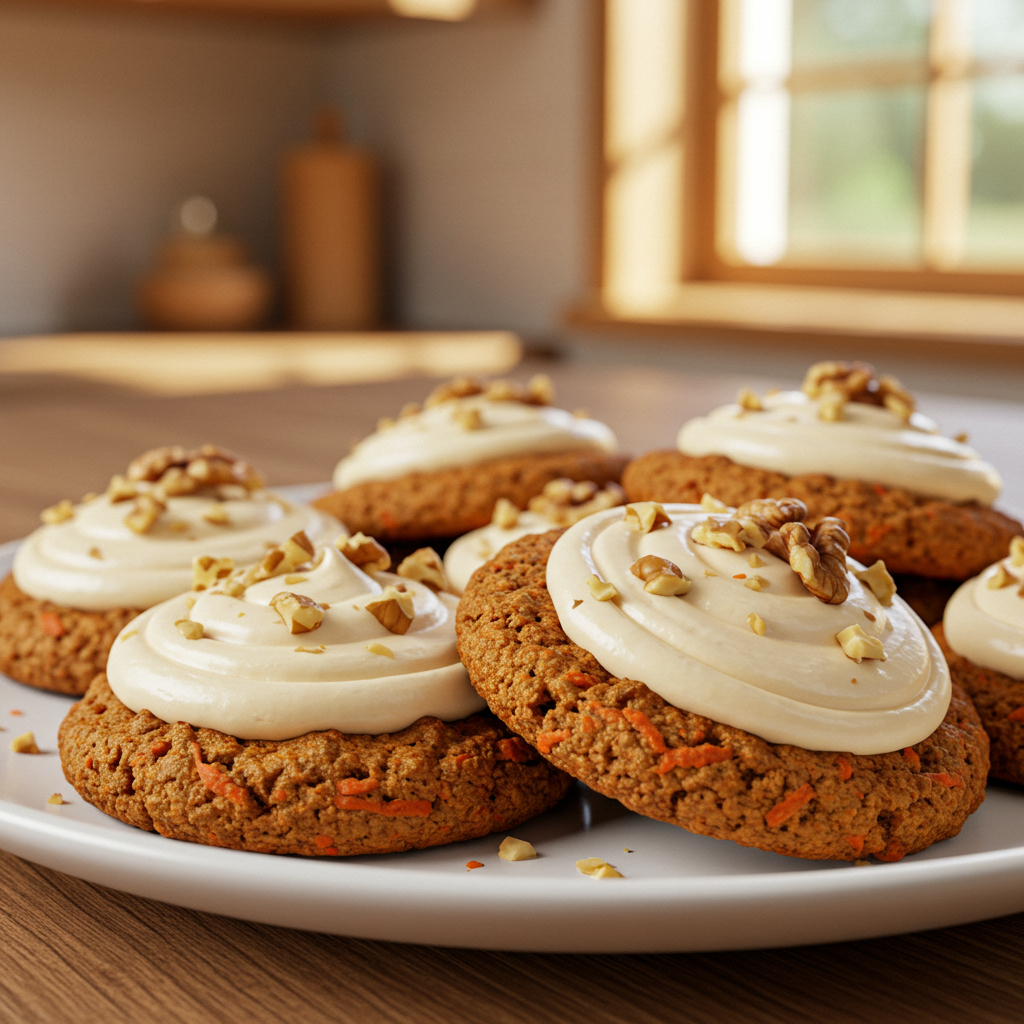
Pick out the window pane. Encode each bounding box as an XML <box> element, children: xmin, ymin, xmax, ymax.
<box><xmin>972</xmin><ymin>0</ymin><xmax>1024</xmax><ymax>61</ymax></box>
<box><xmin>787</xmin><ymin>87</ymin><xmax>924</xmax><ymax>264</ymax></box>
<box><xmin>965</xmin><ymin>75</ymin><xmax>1024</xmax><ymax>266</ymax></box>
<box><xmin>791</xmin><ymin>0</ymin><xmax>929</xmax><ymax>67</ymax></box>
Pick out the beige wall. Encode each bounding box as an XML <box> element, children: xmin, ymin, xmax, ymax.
<box><xmin>0</xmin><ymin>6</ymin><xmax>326</xmax><ymax>334</ymax></box>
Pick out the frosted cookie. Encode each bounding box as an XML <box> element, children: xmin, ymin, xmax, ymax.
<box><xmin>1</xmin><ymin>445</ymin><xmax>339</xmax><ymax>694</ymax></box>
<box><xmin>622</xmin><ymin>363</ymin><xmax>1021</xmax><ymax>621</ymax></box>
<box><xmin>443</xmin><ymin>478</ymin><xmax>625</xmax><ymax>594</ymax></box>
<box><xmin>58</xmin><ymin>530</ymin><xmax>570</xmax><ymax>856</ymax></box>
<box><xmin>456</xmin><ymin>501</ymin><xmax>989</xmax><ymax>861</ymax></box>
<box><xmin>935</xmin><ymin>536</ymin><xmax>1024</xmax><ymax>784</ymax></box>
<box><xmin>313</xmin><ymin>376</ymin><xmax>627</xmax><ymax>547</ymax></box>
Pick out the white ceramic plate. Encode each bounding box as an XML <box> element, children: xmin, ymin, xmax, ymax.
<box><xmin>2</xmin><ymin>515</ymin><xmax>1023</xmax><ymax>954</ymax></box>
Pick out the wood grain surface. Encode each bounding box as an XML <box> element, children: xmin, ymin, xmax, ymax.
<box><xmin>1</xmin><ymin>355</ymin><xmax>1022</xmax><ymax>1024</ymax></box>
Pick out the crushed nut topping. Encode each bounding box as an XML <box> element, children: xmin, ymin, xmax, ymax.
<box><xmin>736</xmin><ymin>387</ymin><xmax>762</xmax><ymax>411</ymax></box>
<box><xmin>397</xmin><ymin>548</ymin><xmax>449</xmax><ymax>592</ymax></box>
<box><xmin>366</xmin><ymin>584</ymin><xmax>415</xmax><ymax>634</ymax></box>
<box><xmin>124</xmin><ymin>492</ymin><xmax>167</xmax><ymax>534</ymax></box>
<box><xmin>747</xmin><ymin>612</ymin><xmax>766</xmax><ymax>636</ymax></box>
<box><xmin>748</xmin><ymin>552</ymin><xmax>765</xmax><ymax>568</ymax></box>
<box><xmin>1010</xmin><ymin>536</ymin><xmax>1024</xmax><ymax>568</ymax></box>
<box><xmin>193</xmin><ymin>555</ymin><xmax>234</xmax><ymax>591</ymax></box>
<box><xmin>271</xmin><ymin>592</ymin><xmax>326</xmax><ymax>634</ymax></box>
<box><xmin>700</xmin><ymin>493</ymin><xmax>729</xmax><ymax>513</ymax></box>
<box><xmin>337</xmin><ymin>532</ymin><xmax>391</xmax><ymax>573</ymax></box>
<box><xmin>203</xmin><ymin>504</ymin><xmax>230</xmax><ymax>526</ymax></box>
<box><xmin>175</xmin><ymin>620</ymin><xmax>204</xmax><ymax>640</ymax></box>
<box><xmin>40</xmin><ymin>499</ymin><xmax>75</xmax><ymax>525</ymax></box>
<box><xmin>278</xmin><ymin>531</ymin><xmax>315</xmax><ymax>573</ymax></box>
<box><xmin>491</xmin><ymin>497</ymin><xmax>521</xmax><ymax>529</ymax></box>
<box><xmin>47</xmin><ymin>793</ymin><xmax>66</xmax><ymax>805</ymax></box>
<box><xmin>453</xmin><ymin>407</ymin><xmax>483</xmax><ymax>431</ymax></box>
<box><xmin>852</xmin><ymin>560</ymin><xmax>896</xmax><ymax>606</ymax></box>
<box><xmin>576</xmin><ymin>857</ymin><xmax>623</xmax><ymax>879</ymax></box>
<box><xmin>630</xmin><ymin>555</ymin><xmax>691</xmax><ymax>596</ymax></box>
<box><xmin>528</xmin><ymin>479</ymin><xmax>625</xmax><ymax>526</ymax></box>
<box><xmin>366</xmin><ymin>641</ymin><xmax>395</xmax><ymax>658</ymax></box>
<box><xmin>284</xmin><ymin>574</ymin><xmax>307</xmax><ymax>585</ymax></box>
<box><xmin>988</xmin><ymin>564</ymin><xmax>1017</xmax><ymax>590</ymax></box>
<box><xmin>744</xmin><ymin>575</ymin><xmax>769</xmax><ymax>592</ymax></box>
<box><xmin>10</xmin><ymin>732</ymin><xmax>40</xmax><ymax>754</ymax></box>
<box><xmin>802</xmin><ymin>361</ymin><xmax>915</xmax><ymax>423</ymax></box>
<box><xmin>423</xmin><ymin>374</ymin><xmax>555</xmax><ymax>410</ymax></box>
<box><xmin>623</xmin><ymin>502</ymin><xmax>671</xmax><ymax>534</ymax></box>
<box><xmin>693</xmin><ymin>498</ymin><xmax>850</xmax><ymax>604</ymax></box>
<box><xmin>294</xmin><ymin>644</ymin><xmax>326</xmax><ymax>654</ymax></box>
<box><xmin>836</xmin><ymin>624</ymin><xmax>886</xmax><ymax>662</ymax></box>
<box><xmin>498</xmin><ymin>837</ymin><xmax>538</xmax><ymax>861</ymax></box>
<box><xmin>127</xmin><ymin>444</ymin><xmax>263</xmax><ymax>494</ymax></box>
<box><xmin>106</xmin><ymin>475</ymin><xmax>138</xmax><ymax>503</ymax></box>
<box><xmin>587</xmin><ymin>575</ymin><xmax>619</xmax><ymax>602</ymax></box>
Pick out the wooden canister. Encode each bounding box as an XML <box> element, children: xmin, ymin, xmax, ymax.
<box><xmin>282</xmin><ymin>110</ymin><xmax>381</xmax><ymax>331</ymax></box>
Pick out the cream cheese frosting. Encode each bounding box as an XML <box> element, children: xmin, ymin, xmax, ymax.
<box><xmin>333</xmin><ymin>394</ymin><xmax>618</xmax><ymax>489</ymax></box>
<box><xmin>943</xmin><ymin>544</ymin><xmax>1024</xmax><ymax>681</ymax></box>
<box><xmin>677</xmin><ymin>390</ymin><xmax>1001</xmax><ymax>506</ymax></box>
<box><xmin>13</xmin><ymin>489</ymin><xmax>340</xmax><ymax>611</ymax></box>
<box><xmin>444</xmin><ymin>511</ymin><xmax>553</xmax><ymax>595</ymax></box>
<box><xmin>547</xmin><ymin>504</ymin><xmax>951</xmax><ymax>754</ymax></box>
<box><xmin>107</xmin><ymin>540</ymin><xmax>484</xmax><ymax>739</ymax></box>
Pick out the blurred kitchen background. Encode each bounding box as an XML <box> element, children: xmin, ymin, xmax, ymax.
<box><xmin>3</xmin><ymin>0</ymin><xmax>1024</xmax><ymax>537</ymax></box>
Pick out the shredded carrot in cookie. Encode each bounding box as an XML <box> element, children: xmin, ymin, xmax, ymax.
<box><xmin>866</xmin><ymin>523</ymin><xmax>893</xmax><ymax>545</ymax></box>
<box><xmin>313</xmin><ymin>835</ymin><xmax>334</xmax><ymax>848</ymax></box>
<box><xmin>336</xmin><ymin>777</ymin><xmax>379</xmax><ymax>796</ymax></box>
<box><xmin>39</xmin><ymin>611</ymin><xmax>66</xmax><ymax>638</ymax></box>
<box><xmin>1008</xmin><ymin>707</ymin><xmax>1024</xmax><ymax>723</ymax></box>
<box><xmin>496</xmin><ymin>737</ymin><xmax>531</xmax><ymax>762</ymax></box>
<box><xmin>872</xmin><ymin>484</ymin><xmax>887</xmax><ymax>497</ymax></box>
<box><xmin>621</xmin><ymin>708</ymin><xmax>667</xmax><ymax>753</ymax></box>
<box><xmin>902</xmin><ymin>747</ymin><xmax>921</xmax><ymax>771</ymax></box>
<box><xmin>190</xmin><ymin>741</ymin><xmax>253</xmax><ymax>807</ymax></box>
<box><xmin>150</xmin><ymin>740</ymin><xmax>171</xmax><ymax>758</ymax></box>
<box><xmin>585</xmin><ymin>701</ymin><xmax>623</xmax><ymax>724</ymax></box>
<box><xmin>836</xmin><ymin>754</ymin><xmax>853</xmax><ymax>780</ymax></box>
<box><xmin>922</xmin><ymin>772</ymin><xmax>964</xmax><ymax>788</ymax></box>
<box><xmin>564</xmin><ymin>671</ymin><xmax>598</xmax><ymax>688</ymax></box>
<box><xmin>536</xmin><ymin>729</ymin><xmax>572</xmax><ymax>754</ymax></box>
<box><xmin>844</xmin><ymin>834</ymin><xmax>866</xmax><ymax>856</ymax></box>
<box><xmin>875</xmin><ymin>840</ymin><xmax>908</xmax><ymax>863</ymax></box>
<box><xmin>454</xmin><ymin>753</ymin><xmax>474</xmax><ymax>767</ymax></box>
<box><xmin>334</xmin><ymin>789</ymin><xmax>432</xmax><ymax>816</ymax></box>
<box><xmin>655</xmin><ymin>743</ymin><xmax>733</xmax><ymax>774</ymax></box>
<box><xmin>765</xmin><ymin>783</ymin><xmax>815</xmax><ymax>828</ymax></box>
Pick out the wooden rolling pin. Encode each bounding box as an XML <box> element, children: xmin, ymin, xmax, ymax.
<box><xmin>282</xmin><ymin>109</ymin><xmax>381</xmax><ymax>331</ymax></box>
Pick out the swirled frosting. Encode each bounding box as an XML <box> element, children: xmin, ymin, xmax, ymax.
<box><xmin>107</xmin><ymin>542</ymin><xmax>483</xmax><ymax>739</ymax></box>
<box><xmin>13</xmin><ymin>489</ymin><xmax>340</xmax><ymax>611</ymax></box>
<box><xmin>677</xmin><ymin>390</ymin><xmax>1001</xmax><ymax>505</ymax></box>
<box><xmin>547</xmin><ymin>505</ymin><xmax>950</xmax><ymax>754</ymax></box>
<box><xmin>444</xmin><ymin>511</ymin><xmax>553</xmax><ymax>595</ymax></box>
<box><xmin>943</xmin><ymin>549</ymin><xmax>1024</xmax><ymax>681</ymax></box>
<box><xmin>333</xmin><ymin>396</ymin><xmax>618</xmax><ymax>489</ymax></box>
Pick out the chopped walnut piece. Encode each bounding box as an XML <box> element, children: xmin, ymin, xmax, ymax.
<box><xmin>453</xmin><ymin>406</ymin><xmax>483</xmax><ymax>430</ymax></box>
<box><xmin>498</xmin><ymin>837</ymin><xmax>538</xmax><ymax>861</ymax></box>
<box><xmin>239</xmin><ymin>548</ymin><xmax>286</xmax><ymax>588</ymax></box>
<box><xmin>337</xmin><ymin>532</ymin><xmax>391</xmax><ymax>573</ymax></box>
<box><xmin>747</xmin><ymin>612</ymin><xmax>766</xmax><ymax>636</ymax></box>
<box><xmin>768</xmin><ymin>517</ymin><xmax>851</xmax><ymax>604</ymax></box>
<box><xmin>203</xmin><ymin>504</ymin><xmax>230</xmax><ymax>526</ymax></box>
<box><xmin>483</xmin><ymin>380</ymin><xmax>519</xmax><ymax>402</ymax></box>
<box><xmin>491</xmin><ymin>498</ymin><xmax>521</xmax><ymax>529</ymax></box>
<box><xmin>106</xmin><ymin>475</ymin><xmax>138</xmax><ymax>503</ymax></box>
<box><xmin>220</xmin><ymin>578</ymin><xmax>246</xmax><ymax>598</ymax></box>
<box><xmin>193</xmin><ymin>555</ymin><xmax>234</xmax><ymax>591</ymax></box>
<box><xmin>47</xmin><ymin>793</ymin><xmax>66</xmax><ymax>805</ymax></box>
<box><xmin>587</xmin><ymin>575</ymin><xmax>619</xmax><ymax>602</ymax></box>
<box><xmin>397</xmin><ymin>548</ymin><xmax>449</xmax><ymax>592</ymax></box>
<box><xmin>366</xmin><ymin>584</ymin><xmax>415</xmax><ymax>634</ymax></box>
<box><xmin>175</xmin><ymin>620</ymin><xmax>204</xmax><ymax>640</ymax></box>
<box><xmin>1010</xmin><ymin>536</ymin><xmax>1024</xmax><ymax>568</ymax></box>
<box><xmin>526</xmin><ymin>373</ymin><xmax>555</xmax><ymax>405</ymax></box>
<box><xmin>623</xmin><ymin>502</ymin><xmax>671</xmax><ymax>533</ymax></box>
<box><xmin>802</xmin><ymin>361</ymin><xmax>915</xmax><ymax>422</ymax></box>
<box><xmin>277</xmin><ymin>531</ymin><xmax>315</xmax><ymax>573</ymax></box>
<box><xmin>988</xmin><ymin>564</ymin><xmax>1017</xmax><ymax>590</ymax></box>
<box><xmin>700</xmin><ymin>493</ymin><xmax>729</xmax><ymax>513</ymax></box>
<box><xmin>836</xmin><ymin>624</ymin><xmax>886</xmax><ymax>662</ymax></box>
<box><xmin>576</xmin><ymin>857</ymin><xmax>623</xmax><ymax>879</ymax></box>
<box><xmin>366</xmin><ymin>641</ymin><xmax>395</xmax><ymax>658</ymax></box>
<box><xmin>630</xmin><ymin>555</ymin><xmax>691</xmax><ymax>596</ymax></box>
<box><xmin>127</xmin><ymin>444</ymin><xmax>263</xmax><ymax>492</ymax></box>
<box><xmin>40</xmin><ymin>499</ymin><xmax>75</xmax><ymax>525</ymax></box>
<box><xmin>744</xmin><ymin>575</ymin><xmax>769</xmax><ymax>592</ymax></box>
<box><xmin>748</xmin><ymin>552</ymin><xmax>765</xmax><ymax>568</ymax></box>
<box><xmin>10</xmin><ymin>732</ymin><xmax>40</xmax><ymax>754</ymax></box>
<box><xmin>271</xmin><ymin>592</ymin><xmax>326</xmax><ymax>634</ymax></box>
<box><xmin>818</xmin><ymin>392</ymin><xmax>846</xmax><ymax>422</ymax></box>
<box><xmin>528</xmin><ymin>479</ymin><xmax>625</xmax><ymax>526</ymax></box>
<box><xmin>425</xmin><ymin>377</ymin><xmax>484</xmax><ymax>408</ymax></box>
<box><xmin>294</xmin><ymin>645</ymin><xmax>326</xmax><ymax>654</ymax></box>
<box><xmin>156</xmin><ymin>466</ymin><xmax>198</xmax><ymax>497</ymax></box>
<box><xmin>852</xmin><ymin>560</ymin><xmax>896</xmax><ymax>606</ymax></box>
<box><xmin>124</xmin><ymin>493</ymin><xmax>166</xmax><ymax>534</ymax></box>
<box><xmin>736</xmin><ymin>387</ymin><xmax>762</xmax><ymax>411</ymax></box>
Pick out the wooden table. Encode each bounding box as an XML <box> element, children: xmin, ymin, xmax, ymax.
<box><xmin>2</xmin><ymin>358</ymin><xmax>1022</xmax><ymax>1024</ymax></box>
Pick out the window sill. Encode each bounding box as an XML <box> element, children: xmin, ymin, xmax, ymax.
<box><xmin>567</xmin><ymin>281</ymin><xmax>1024</xmax><ymax>363</ymax></box>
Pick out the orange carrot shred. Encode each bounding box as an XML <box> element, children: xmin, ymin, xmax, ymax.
<box><xmin>875</xmin><ymin>840</ymin><xmax>908</xmax><ymax>863</ymax></box>
<box><xmin>836</xmin><ymin>754</ymin><xmax>853</xmax><ymax>781</ymax></box>
<box><xmin>39</xmin><ymin>611</ymin><xmax>66</xmax><ymax>638</ymax></box>
<box><xmin>190</xmin><ymin>741</ymin><xmax>252</xmax><ymax>806</ymax></box>
<box><xmin>536</xmin><ymin>728</ymin><xmax>571</xmax><ymax>754</ymax></box>
<box><xmin>565</xmin><ymin>670</ymin><xmax>598</xmax><ymax>688</ymax></box>
<box><xmin>845</xmin><ymin>834</ymin><xmax>865</xmax><ymax>856</ymax></box>
<box><xmin>313</xmin><ymin>835</ymin><xmax>334</xmax><ymax>848</ymax></box>
<box><xmin>85</xmin><ymin>756</ymin><xmax>93</xmax><ymax>769</ymax></box>
<box><xmin>732</xmin><ymin>573</ymin><xmax>747</xmax><ymax>579</ymax></box>
<box><xmin>580</xmin><ymin>715</ymin><xmax>597</xmax><ymax>734</ymax></box>
<box><xmin>1008</xmin><ymin>707</ymin><xmax>1024</xmax><ymax>723</ymax></box>
<box><xmin>585</xmin><ymin>701</ymin><xmax>623</xmax><ymax>724</ymax></box>
<box><xmin>922</xmin><ymin>771</ymin><xmax>963</xmax><ymax>788</ymax></box>
<box><xmin>466</xmin><ymin>861</ymin><xmax>484</xmax><ymax>870</ymax></box>
<box><xmin>765</xmin><ymin>783</ymin><xmax>815</xmax><ymax>828</ymax></box>
<box><xmin>656</xmin><ymin>743</ymin><xmax>733</xmax><ymax>774</ymax></box>
<box><xmin>272</xmin><ymin>789</ymin><xmax>287</xmax><ymax>803</ymax></box>
<box><xmin>872</xmin><ymin>484</ymin><xmax>887</xmax><ymax>497</ymax></box>
<box><xmin>621</xmin><ymin>708</ymin><xmax>667</xmax><ymax>753</ymax></box>
<box><xmin>334</xmin><ymin>792</ymin><xmax>432</xmax><ymax>816</ymax></box>
<box><xmin>454</xmin><ymin>753</ymin><xmax>474</xmax><ymax>767</ymax></box>
<box><xmin>902</xmin><ymin>747</ymin><xmax>921</xmax><ymax>771</ymax></box>
<box><xmin>496</xmin><ymin>737</ymin><xmax>531</xmax><ymax>762</ymax></box>
<box><xmin>150</xmin><ymin>740</ymin><xmax>171</xmax><ymax>758</ymax></box>
<box><xmin>337</xmin><ymin>777</ymin><xmax>379</xmax><ymax>796</ymax></box>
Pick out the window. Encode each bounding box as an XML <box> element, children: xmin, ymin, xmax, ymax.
<box><xmin>583</xmin><ymin>0</ymin><xmax>1024</xmax><ymax>348</ymax></box>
